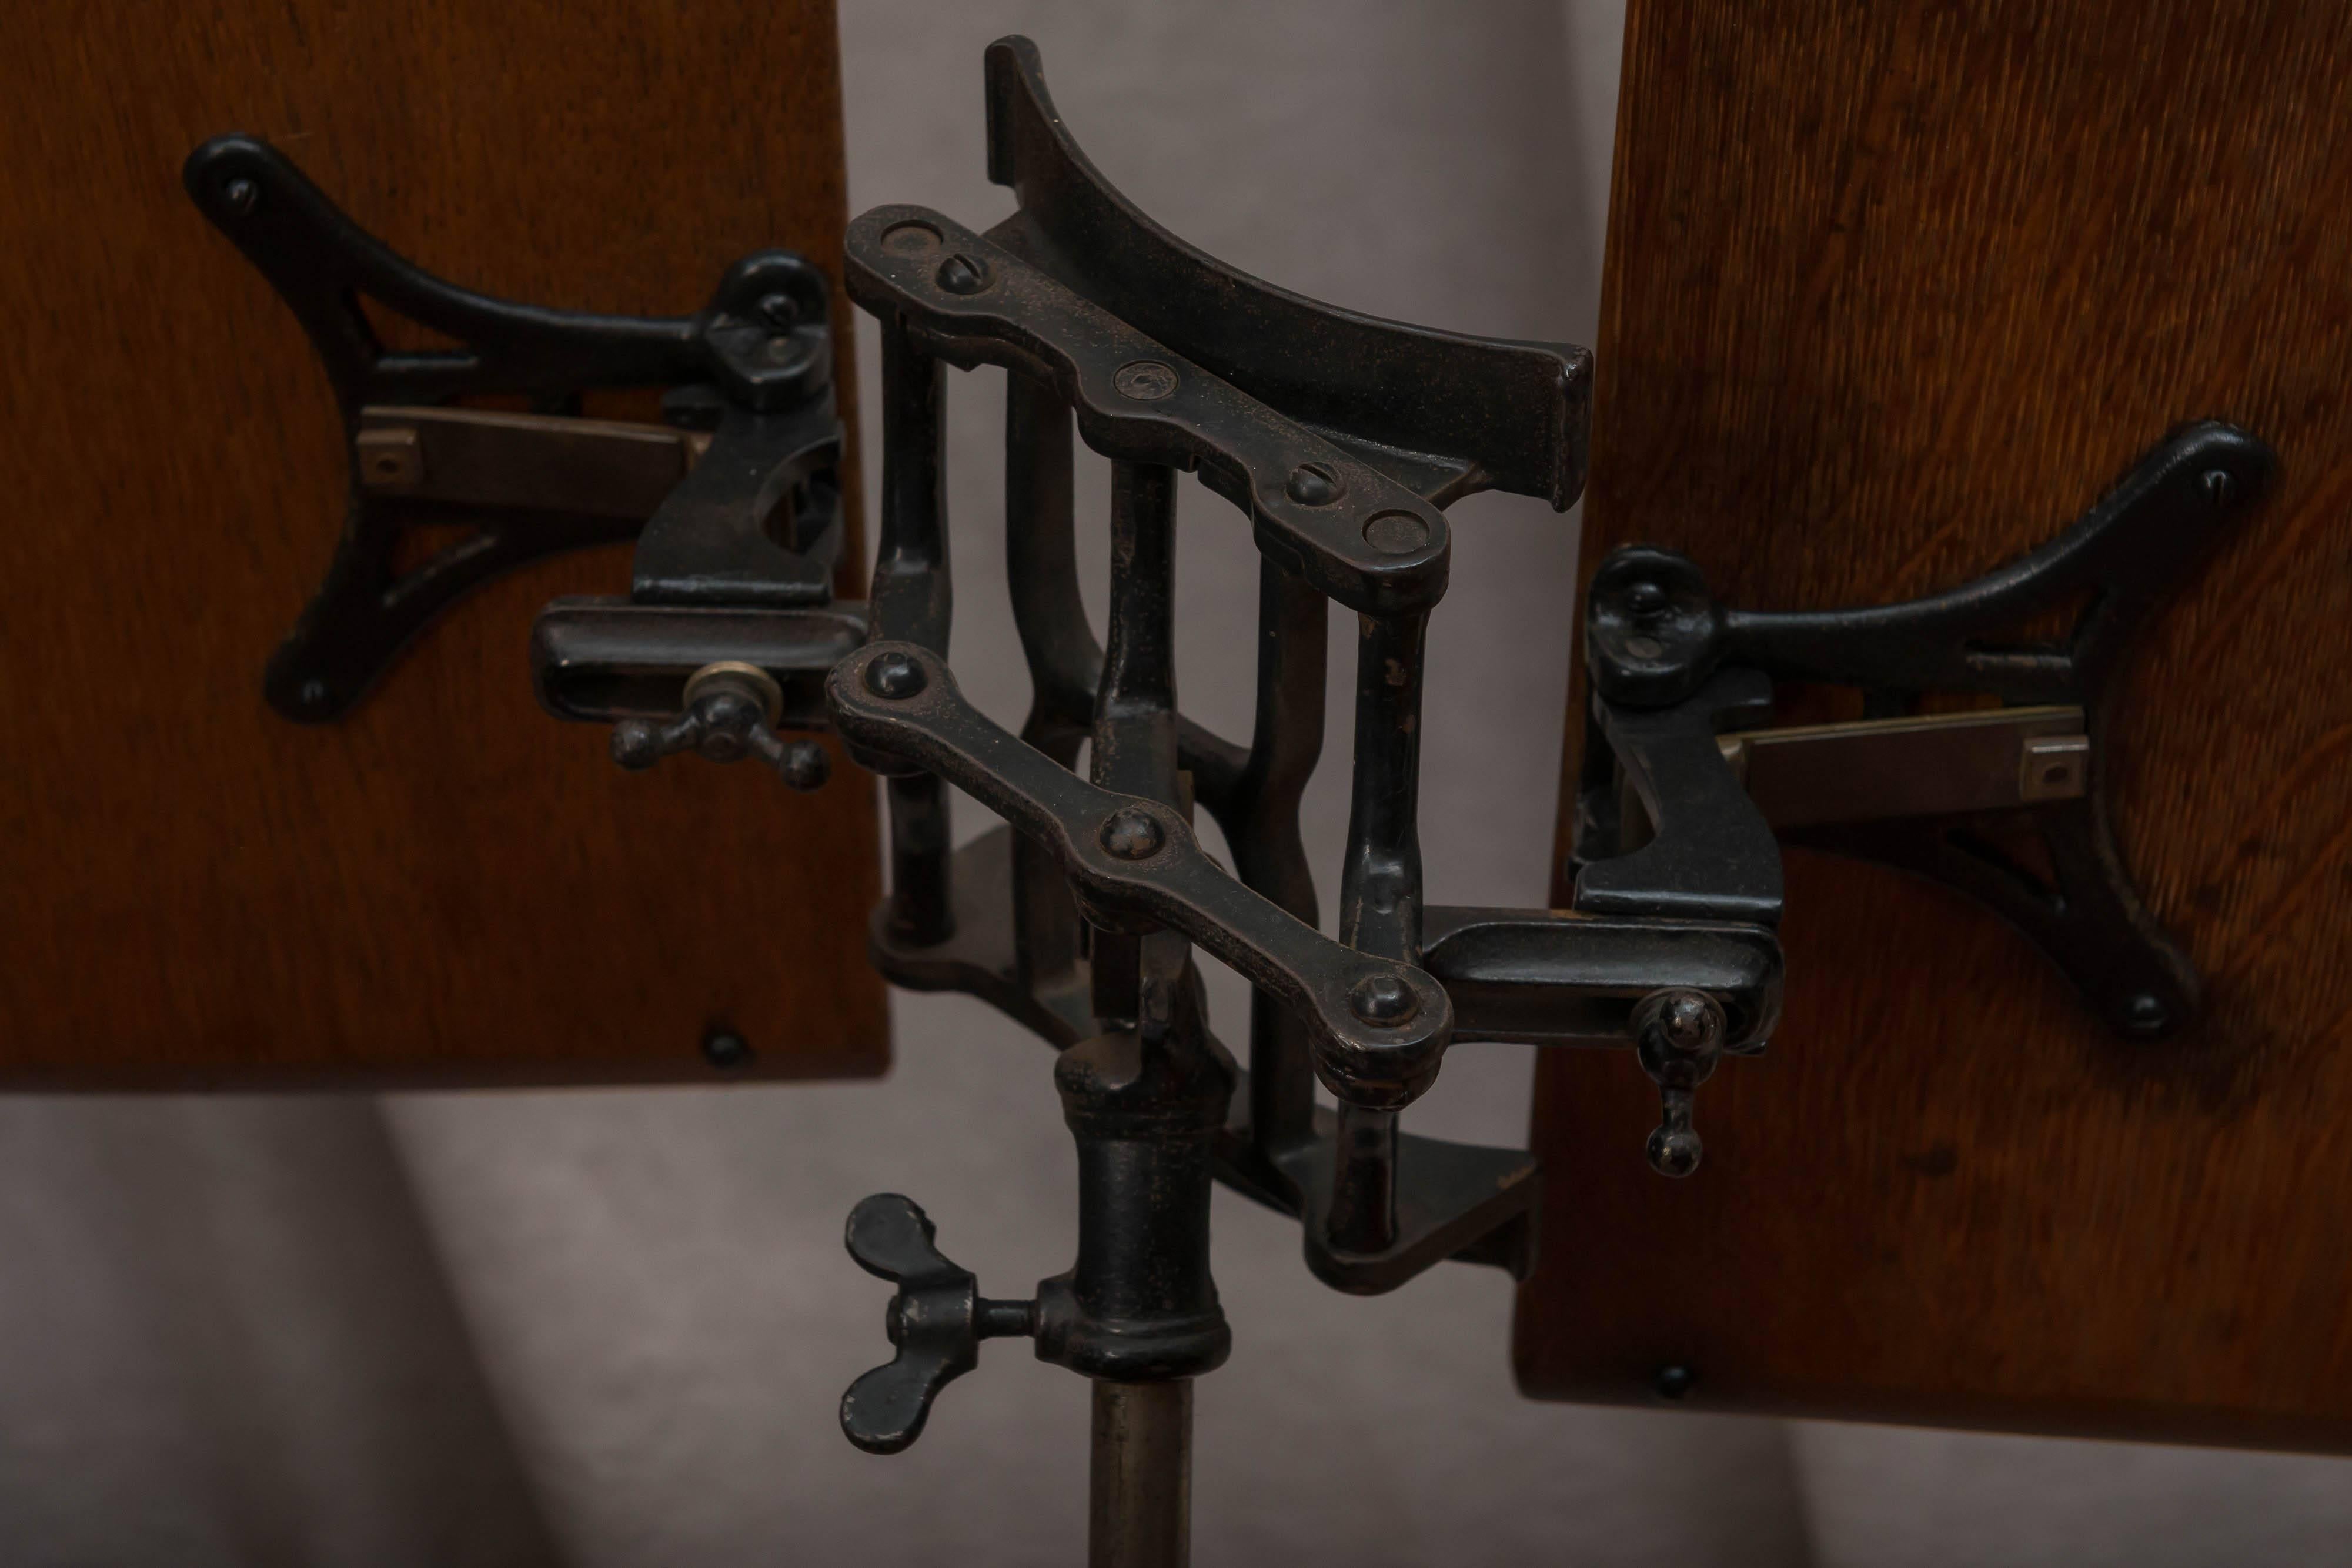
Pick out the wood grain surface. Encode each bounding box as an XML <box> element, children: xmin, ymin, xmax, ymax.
<box><xmin>0</xmin><ymin>1</ymin><xmax>887</xmax><ymax>1085</ymax></box>
<box><xmin>1516</xmin><ymin>1</ymin><xmax>2352</xmax><ymax>1447</ymax></box>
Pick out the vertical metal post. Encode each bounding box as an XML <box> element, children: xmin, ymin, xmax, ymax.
<box><xmin>1004</xmin><ymin>375</ymin><xmax>1093</xmax><ymax>991</ymax></box>
<box><xmin>1233</xmin><ymin>563</ymin><xmax>1328</xmax><ymax>1163</ymax></box>
<box><xmin>1328</xmin><ymin>610</ymin><xmax>1429</xmax><ymax>1253</ymax></box>
<box><xmin>1071</xmin><ymin>459</ymin><xmax>1209</xmax><ymax>1567</ymax></box>
<box><xmin>873</xmin><ymin>314</ymin><xmax>954</xmax><ymax>946</ymax></box>
<box><xmin>1090</xmin><ymin>459</ymin><xmax>1182</xmax><ymax>1029</ymax></box>
<box><xmin>1090</xmin><ymin>1380</ymin><xmax>1192</xmax><ymax>1568</ymax></box>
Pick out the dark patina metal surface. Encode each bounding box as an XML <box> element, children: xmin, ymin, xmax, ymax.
<box><xmin>203</xmin><ymin>35</ymin><xmax>2281</xmax><ymax>1567</ymax></box>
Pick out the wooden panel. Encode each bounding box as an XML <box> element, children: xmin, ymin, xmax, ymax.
<box><xmin>0</xmin><ymin>1</ymin><xmax>887</xmax><ymax>1085</ymax></box>
<box><xmin>1517</xmin><ymin>1</ymin><xmax>2352</xmax><ymax>1447</ymax></box>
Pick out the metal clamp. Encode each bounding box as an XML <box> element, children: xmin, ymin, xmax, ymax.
<box><xmin>185</xmin><ymin>136</ymin><xmax>842</xmax><ymax>721</ymax></box>
<box><xmin>1577</xmin><ymin>422</ymin><xmax>2276</xmax><ymax>1039</ymax></box>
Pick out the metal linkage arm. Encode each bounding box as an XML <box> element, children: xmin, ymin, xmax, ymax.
<box><xmin>847</xmin><ymin>206</ymin><xmax>1451</xmax><ymax>618</ymax></box>
<box><xmin>828</xmin><ymin>642</ymin><xmax>1455</xmax><ymax>1111</ymax></box>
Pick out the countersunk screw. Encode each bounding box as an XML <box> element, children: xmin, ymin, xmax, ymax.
<box><xmin>1285</xmin><ymin>462</ymin><xmax>1342</xmax><ymax>506</ymax></box>
<box><xmin>935</xmin><ymin>254</ymin><xmax>989</xmax><ymax>295</ymax></box>
<box><xmin>701</xmin><ymin>1027</ymin><xmax>754</xmax><ymax>1070</ymax></box>
<box><xmin>2202</xmin><ymin>469</ymin><xmax>2236</xmax><ymax>507</ymax></box>
<box><xmin>864</xmin><ymin>651</ymin><xmax>927</xmax><ymax>699</ymax></box>
<box><xmin>1623</xmin><ymin>634</ymin><xmax>1665</xmax><ymax>660</ymax></box>
<box><xmin>756</xmin><ymin>292</ymin><xmax>800</xmax><ymax>329</ymax></box>
<box><xmin>1098</xmin><ymin>808</ymin><xmax>1165</xmax><ymax>861</ymax></box>
<box><xmin>223</xmin><ymin>178</ymin><xmax>259</xmax><ymax>216</ymax></box>
<box><xmin>1349</xmin><ymin>972</ymin><xmax>1419</xmax><ymax>1027</ymax></box>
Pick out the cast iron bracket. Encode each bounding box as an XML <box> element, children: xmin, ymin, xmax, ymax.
<box><xmin>184</xmin><ymin>135</ymin><xmax>843</xmax><ymax>721</ymax></box>
<box><xmin>1578</xmin><ymin>421</ymin><xmax>2274</xmax><ymax>1040</ymax></box>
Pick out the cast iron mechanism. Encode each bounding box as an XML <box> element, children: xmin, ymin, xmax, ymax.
<box><xmin>205</xmin><ymin>33</ymin><xmax>2280</xmax><ymax>1568</ymax></box>
<box><xmin>1575</xmin><ymin>420</ymin><xmax>2275</xmax><ymax>1044</ymax></box>
<box><xmin>185</xmin><ymin>134</ymin><xmax>844</xmax><ymax>723</ymax></box>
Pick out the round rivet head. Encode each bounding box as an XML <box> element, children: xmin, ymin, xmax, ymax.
<box><xmin>864</xmin><ymin>651</ymin><xmax>927</xmax><ymax>699</ymax></box>
<box><xmin>1098</xmin><ymin>808</ymin><xmax>1165</xmax><ymax>861</ymax></box>
<box><xmin>1362</xmin><ymin>510</ymin><xmax>1431</xmax><ymax>556</ymax></box>
<box><xmin>1348</xmin><ymin>972</ymin><xmax>1419</xmax><ymax>1027</ymax></box>
<box><xmin>222</xmin><ymin>178</ymin><xmax>259</xmax><ymax>216</ymax></box>
<box><xmin>701</xmin><ymin>1027</ymin><xmax>754</xmax><ymax>1070</ymax></box>
<box><xmin>1114</xmin><ymin>360</ymin><xmax>1178</xmax><ymax>401</ymax></box>
<box><xmin>1655</xmin><ymin>991</ymin><xmax>1722</xmax><ymax>1053</ymax></box>
<box><xmin>2202</xmin><ymin>469</ymin><xmax>2236</xmax><ymax>507</ymax></box>
<box><xmin>1653</xmin><ymin>1364</ymin><xmax>1696</xmax><ymax>1400</ymax></box>
<box><xmin>880</xmin><ymin>220</ymin><xmax>941</xmax><ymax>256</ymax></box>
<box><xmin>1285</xmin><ymin>463</ymin><xmax>1342</xmax><ymax>506</ymax></box>
<box><xmin>2124</xmin><ymin>992</ymin><xmax>2170</xmax><ymax>1035</ymax></box>
<box><xmin>1623</xmin><ymin>579</ymin><xmax>1669</xmax><ymax>617</ymax></box>
<box><xmin>936</xmin><ymin>253</ymin><xmax>989</xmax><ymax>294</ymax></box>
<box><xmin>756</xmin><ymin>292</ymin><xmax>800</xmax><ymax>329</ymax></box>
<box><xmin>1647</xmin><ymin>1124</ymin><xmax>1704</xmax><ymax>1178</ymax></box>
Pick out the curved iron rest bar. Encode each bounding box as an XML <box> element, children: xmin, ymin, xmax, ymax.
<box><xmin>982</xmin><ymin>35</ymin><xmax>1588</xmax><ymax>510</ymax></box>
<box><xmin>1585</xmin><ymin>422</ymin><xmax>2281</xmax><ymax>1038</ymax></box>
<box><xmin>184</xmin><ymin>136</ymin><xmax>835</xmax><ymax>719</ymax></box>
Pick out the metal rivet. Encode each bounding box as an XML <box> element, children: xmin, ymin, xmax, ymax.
<box><xmin>1285</xmin><ymin>463</ymin><xmax>1342</xmax><ymax>506</ymax></box>
<box><xmin>1349</xmin><ymin>972</ymin><xmax>1419</xmax><ymax>1026</ymax></box>
<box><xmin>880</xmin><ymin>220</ymin><xmax>941</xmax><ymax>256</ymax></box>
<box><xmin>1114</xmin><ymin>360</ymin><xmax>1178</xmax><ymax>402</ymax></box>
<box><xmin>222</xmin><ymin>178</ymin><xmax>259</xmax><ymax>216</ymax></box>
<box><xmin>757</xmin><ymin>292</ymin><xmax>800</xmax><ymax>329</ymax></box>
<box><xmin>298</xmin><ymin>677</ymin><xmax>329</xmax><ymax>710</ymax></box>
<box><xmin>1362</xmin><ymin>510</ymin><xmax>1431</xmax><ymax>555</ymax></box>
<box><xmin>864</xmin><ymin>651</ymin><xmax>927</xmax><ymax>699</ymax></box>
<box><xmin>936</xmin><ymin>253</ymin><xmax>989</xmax><ymax>295</ymax></box>
<box><xmin>1654</xmin><ymin>990</ymin><xmax>1722</xmax><ymax>1052</ymax></box>
<box><xmin>1653</xmin><ymin>1364</ymin><xmax>1696</xmax><ymax>1400</ymax></box>
<box><xmin>2125</xmin><ymin>992</ymin><xmax>2170</xmax><ymax>1035</ymax></box>
<box><xmin>1098</xmin><ymin>808</ymin><xmax>1166</xmax><ymax>861</ymax></box>
<box><xmin>2202</xmin><ymin>469</ymin><xmax>2236</xmax><ymax>507</ymax></box>
<box><xmin>701</xmin><ymin>1027</ymin><xmax>754</xmax><ymax>1069</ymax></box>
<box><xmin>1623</xmin><ymin>580</ymin><xmax>1669</xmax><ymax>617</ymax></box>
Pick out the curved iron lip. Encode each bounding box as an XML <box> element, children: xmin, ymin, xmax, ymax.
<box><xmin>980</xmin><ymin>35</ymin><xmax>1590</xmax><ymax>511</ymax></box>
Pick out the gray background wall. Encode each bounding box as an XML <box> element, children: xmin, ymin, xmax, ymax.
<box><xmin>5</xmin><ymin>4</ymin><xmax>2351</xmax><ymax>1563</ymax></box>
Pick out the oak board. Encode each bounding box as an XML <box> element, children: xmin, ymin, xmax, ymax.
<box><xmin>1517</xmin><ymin>1</ymin><xmax>2352</xmax><ymax>1448</ymax></box>
<box><xmin>0</xmin><ymin>1</ymin><xmax>887</xmax><ymax>1085</ymax></box>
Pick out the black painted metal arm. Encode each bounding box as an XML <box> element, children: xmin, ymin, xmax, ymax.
<box><xmin>828</xmin><ymin>642</ymin><xmax>1455</xmax><ymax>1109</ymax></box>
<box><xmin>186</xmin><ymin>135</ymin><xmax>840</xmax><ymax>720</ymax></box>
<box><xmin>1579</xmin><ymin>422</ymin><xmax>2276</xmax><ymax>1039</ymax></box>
